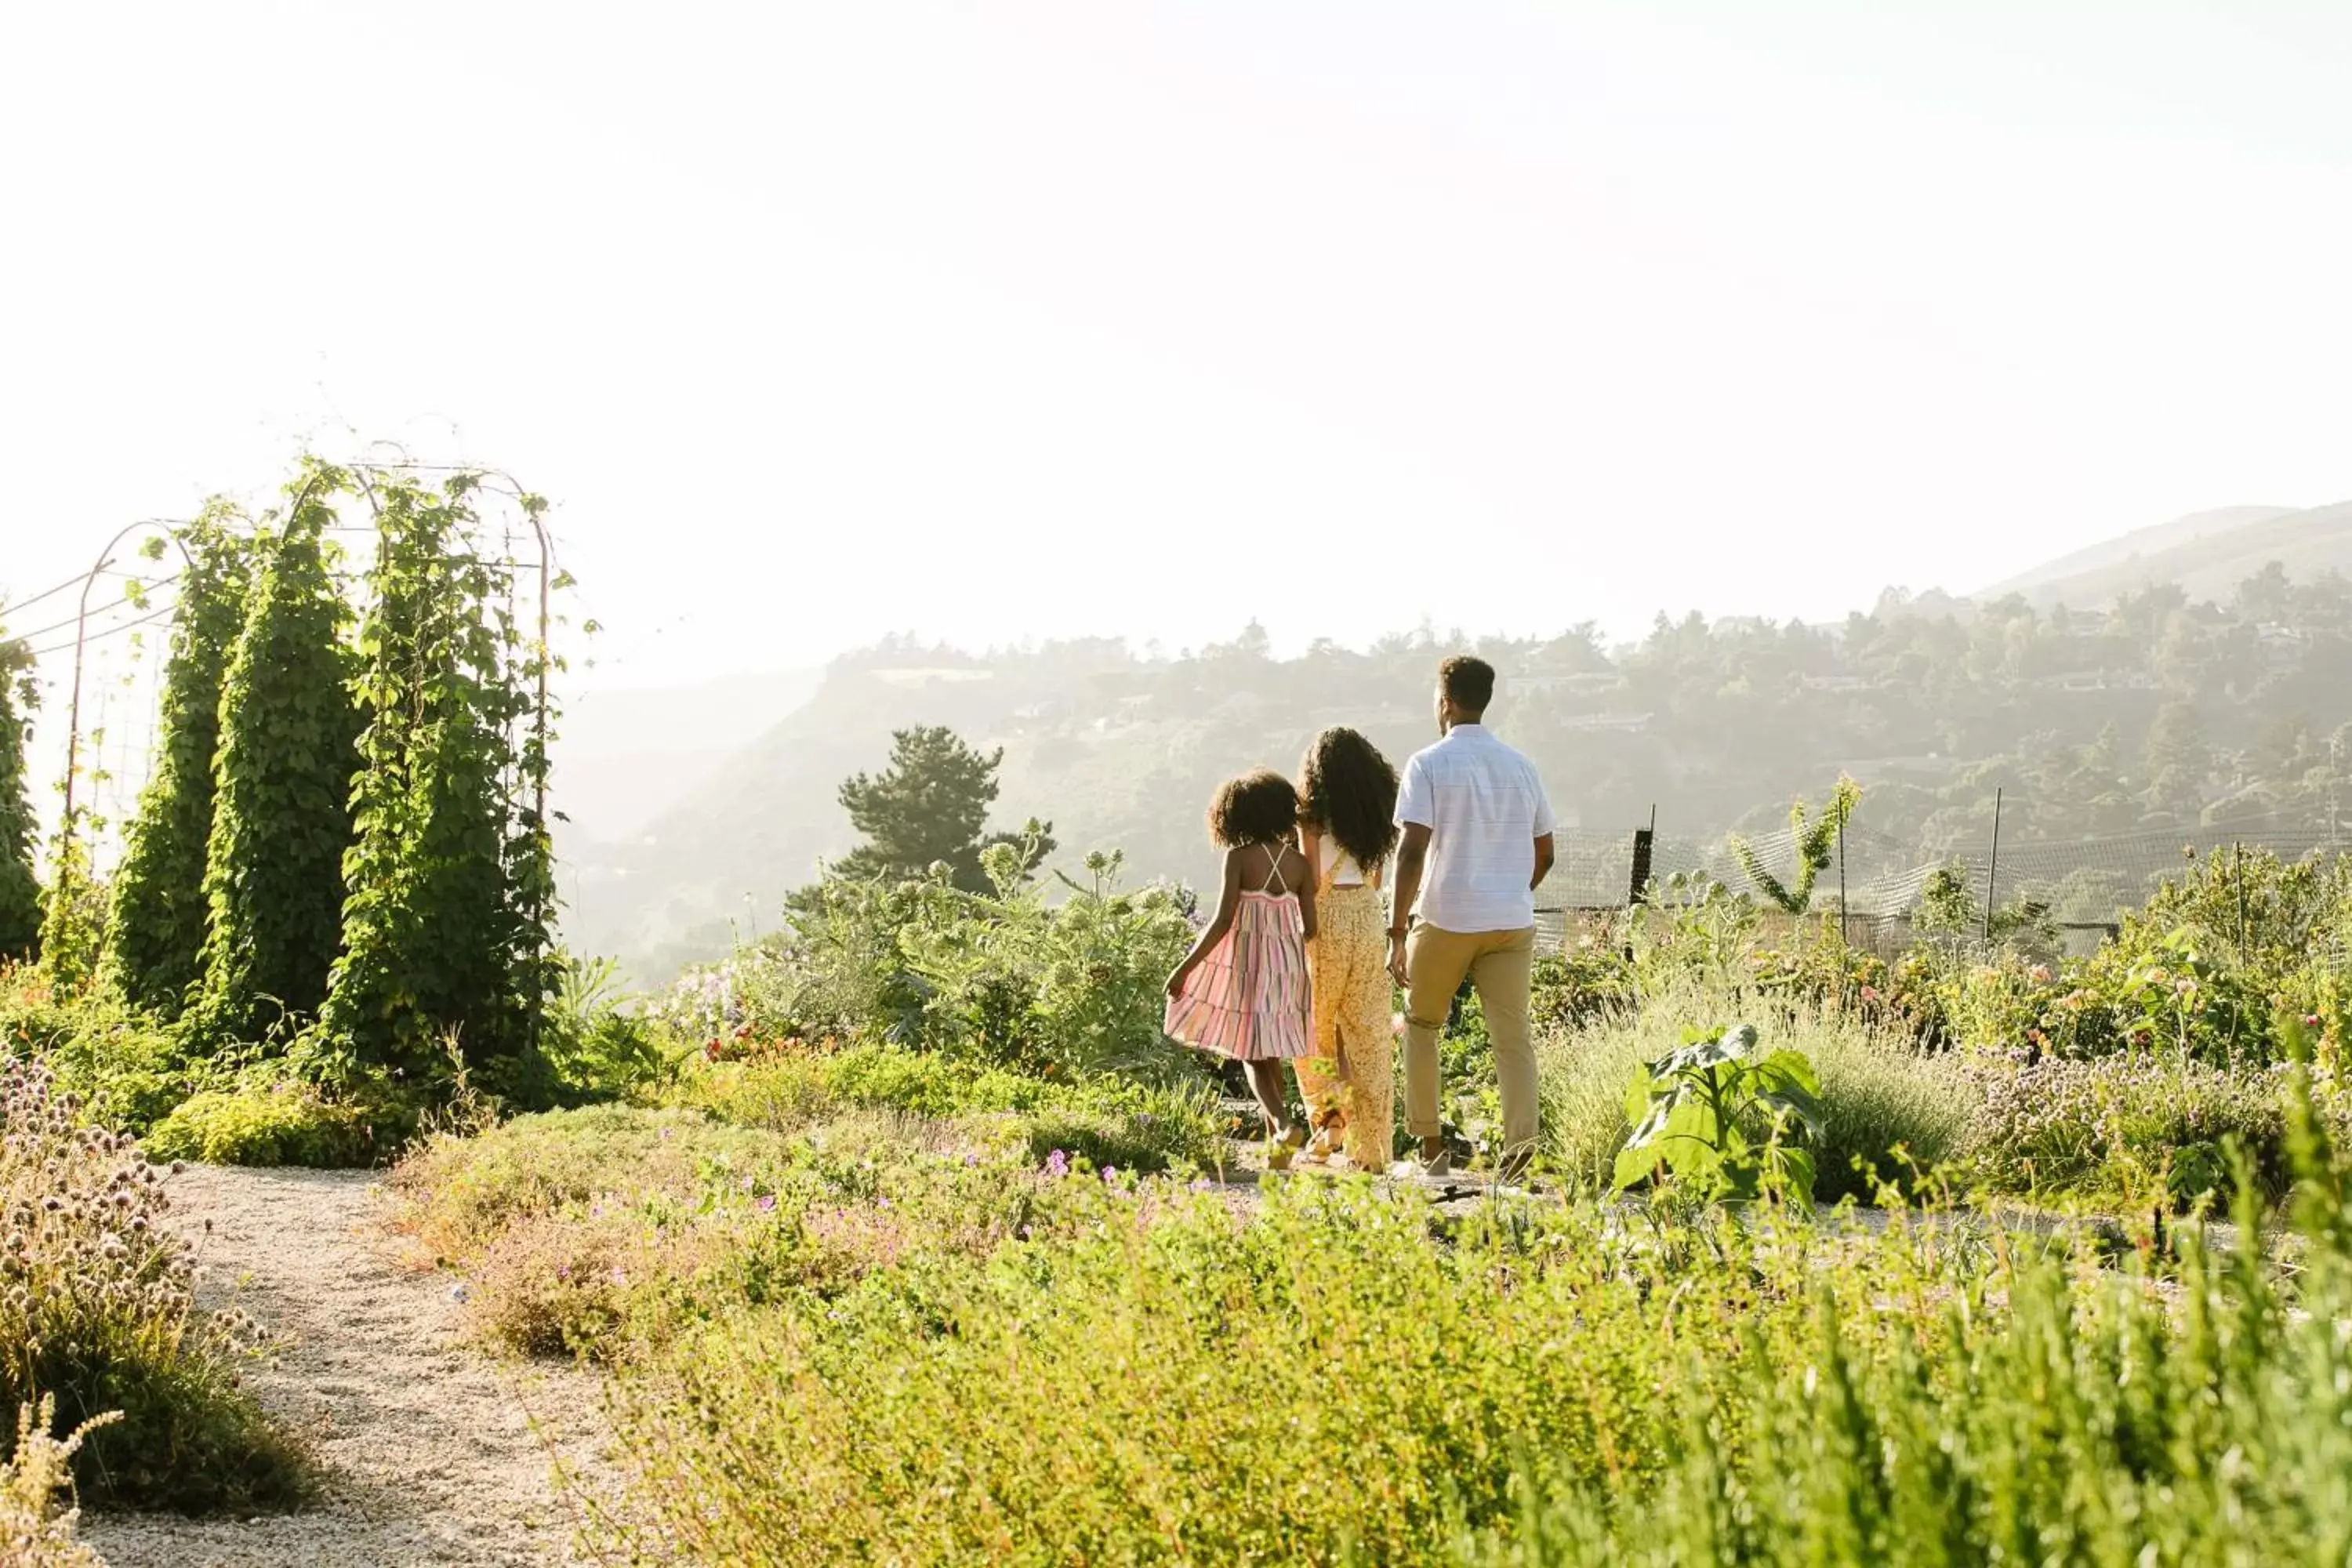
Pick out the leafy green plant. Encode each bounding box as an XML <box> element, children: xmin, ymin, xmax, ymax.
<box><xmin>313</xmin><ymin>470</ymin><xmax>557</xmax><ymax>1091</ymax></box>
<box><xmin>184</xmin><ymin>466</ymin><xmax>361</xmax><ymax>1051</ymax></box>
<box><xmin>0</xmin><ymin>637</ymin><xmax>39</xmax><ymax>965</ymax></box>
<box><xmin>140</xmin><ymin>1076</ymin><xmax>401</xmax><ymax>1168</ymax></box>
<box><xmin>1729</xmin><ymin>776</ymin><xmax>1860</xmax><ymax>915</ymax></box>
<box><xmin>1613</xmin><ymin>1022</ymin><xmax>1824</xmax><ymax>1203</ymax></box>
<box><xmin>103</xmin><ymin>506</ymin><xmax>256</xmax><ymax>1018</ymax></box>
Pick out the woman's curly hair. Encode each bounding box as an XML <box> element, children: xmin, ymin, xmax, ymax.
<box><xmin>1297</xmin><ymin>727</ymin><xmax>1399</xmax><ymax>874</ymax></box>
<box><xmin>1208</xmin><ymin>768</ymin><xmax>1300</xmax><ymax>850</ymax></box>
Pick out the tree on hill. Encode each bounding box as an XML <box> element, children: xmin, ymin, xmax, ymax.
<box><xmin>0</xmin><ymin>635</ymin><xmax>38</xmax><ymax>963</ymax></box>
<box><xmin>832</xmin><ymin>726</ymin><xmax>1054</xmax><ymax>893</ymax></box>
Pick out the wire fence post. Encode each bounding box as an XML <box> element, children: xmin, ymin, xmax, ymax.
<box><xmin>1983</xmin><ymin>787</ymin><xmax>2004</xmax><ymax>946</ymax></box>
<box><xmin>1623</xmin><ymin>807</ymin><xmax>1655</xmax><ymax>961</ymax></box>
<box><xmin>2235</xmin><ymin>840</ymin><xmax>2249</xmax><ymax>960</ymax></box>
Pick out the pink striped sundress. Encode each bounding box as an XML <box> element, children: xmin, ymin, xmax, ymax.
<box><xmin>1163</xmin><ymin>851</ymin><xmax>1311</xmax><ymax>1062</ymax></box>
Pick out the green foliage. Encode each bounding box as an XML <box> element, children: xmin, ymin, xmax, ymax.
<box><xmin>1729</xmin><ymin>775</ymin><xmax>1860</xmax><ymax>914</ymax></box>
<box><xmin>1537</xmin><ymin>990</ymin><xmax>1974</xmax><ymax>1203</ymax></box>
<box><xmin>0</xmin><ymin>1058</ymin><xmax>312</xmax><ymax>1512</ymax></box>
<box><xmin>0</xmin><ymin>640</ymin><xmax>38</xmax><ymax>964</ymax></box>
<box><xmin>30</xmin><ymin>837</ymin><xmax>100</xmax><ymax>994</ymax></box>
<box><xmin>1959</xmin><ymin>1052</ymin><xmax>2292</xmax><ymax>1207</ymax></box>
<box><xmin>666</xmin><ymin>849</ymin><xmax>1196</xmax><ymax>1084</ymax></box>
<box><xmin>103</xmin><ymin>507</ymin><xmax>256</xmax><ymax>1018</ymax></box>
<box><xmin>1612</xmin><ymin>1022</ymin><xmax>1825</xmax><ymax>1203</ymax></box>
<box><xmin>184</xmin><ymin>466</ymin><xmax>361</xmax><ymax>1051</ymax></box>
<box><xmin>830</xmin><ymin>725</ymin><xmax>1055</xmax><ymax>894</ymax></box>
<box><xmin>140</xmin><ymin>1078</ymin><xmax>398</xmax><ymax>1169</ymax></box>
<box><xmin>528</xmin><ymin>954</ymin><xmax>666</xmax><ymax>1106</ymax></box>
<box><xmin>314</xmin><ymin>470</ymin><xmax>557</xmax><ymax>1091</ymax></box>
<box><xmin>671</xmin><ymin>1042</ymin><xmax>1224</xmax><ymax>1171</ymax></box>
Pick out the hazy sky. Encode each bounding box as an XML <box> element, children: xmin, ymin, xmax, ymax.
<box><xmin>6</xmin><ymin>0</ymin><xmax>2352</xmax><ymax>698</ymax></box>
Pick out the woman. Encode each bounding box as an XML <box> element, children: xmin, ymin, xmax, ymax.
<box><xmin>1292</xmin><ymin>727</ymin><xmax>1400</xmax><ymax>1169</ymax></box>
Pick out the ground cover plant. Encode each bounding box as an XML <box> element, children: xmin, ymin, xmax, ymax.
<box><xmin>0</xmin><ymin>1057</ymin><xmax>307</xmax><ymax>1512</ymax></box>
<box><xmin>568</xmin><ymin>1054</ymin><xmax>2352</xmax><ymax>1566</ymax></box>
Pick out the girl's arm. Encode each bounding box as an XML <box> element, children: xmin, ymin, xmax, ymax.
<box><xmin>1294</xmin><ymin>847</ymin><xmax>1319</xmax><ymax>943</ymax></box>
<box><xmin>1167</xmin><ymin>849</ymin><xmax>1245</xmax><ymax>996</ymax></box>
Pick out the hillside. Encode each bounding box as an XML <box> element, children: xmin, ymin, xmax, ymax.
<box><xmin>551</xmin><ymin>666</ymin><xmax>820</xmax><ymax>849</ymax></box>
<box><xmin>560</xmin><ymin>559</ymin><xmax>2352</xmax><ymax>982</ymax></box>
<box><xmin>1984</xmin><ymin>500</ymin><xmax>2352</xmax><ymax>608</ymax></box>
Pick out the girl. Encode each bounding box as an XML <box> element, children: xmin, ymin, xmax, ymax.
<box><xmin>1164</xmin><ymin>768</ymin><xmax>1317</xmax><ymax>1168</ymax></box>
<box><xmin>1292</xmin><ymin>728</ymin><xmax>1400</xmax><ymax>1170</ymax></box>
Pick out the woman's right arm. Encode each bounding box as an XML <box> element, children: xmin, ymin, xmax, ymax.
<box><xmin>1167</xmin><ymin>850</ymin><xmax>1244</xmax><ymax>996</ymax></box>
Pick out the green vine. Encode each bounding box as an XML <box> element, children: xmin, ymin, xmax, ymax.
<box><xmin>103</xmin><ymin>506</ymin><xmax>256</xmax><ymax>1015</ymax></box>
<box><xmin>183</xmin><ymin>465</ymin><xmax>362</xmax><ymax>1051</ymax></box>
<box><xmin>312</xmin><ymin>470</ymin><xmax>557</xmax><ymax>1090</ymax></box>
<box><xmin>0</xmin><ymin>634</ymin><xmax>40</xmax><ymax>963</ymax></box>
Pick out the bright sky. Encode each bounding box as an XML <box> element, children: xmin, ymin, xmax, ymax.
<box><xmin>6</xmin><ymin>0</ymin><xmax>2352</xmax><ymax>703</ymax></box>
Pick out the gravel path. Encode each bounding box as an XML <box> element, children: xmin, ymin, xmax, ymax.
<box><xmin>82</xmin><ymin>1166</ymin><xmax>612</xmax><ymax>1568</ymax></box>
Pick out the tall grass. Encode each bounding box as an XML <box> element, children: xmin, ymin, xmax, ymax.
<box><xmin>1537</xmin><ymin>985</ymin><xmax>1979</xmax><ymax>1201</ymax></box>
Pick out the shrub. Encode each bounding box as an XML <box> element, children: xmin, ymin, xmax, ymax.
<box><xmin>140</xmin><ymin>1076</ymin><xmax>402</xmax><ymax>1169</ymax></box>
<box><xmin>1959</xmin><ymin>1051</ymin><xmax>2292</xmax><ymax>1207</ymax></box>
<box><xmin>0</xmin><ymin>1058</ymin><xmax>310</xmax><ymax>1511</ymax></box>
<box><xmin>657</xmin><ymin>851</ymin><xmax>1198</xmax><ymax>1083</ymax></box>
<box><xmin>673</xmin><ymin>1044</ymin><xmax>1225</xmax><ymax>1174</ymax></box>
<box><xmin>1539</xmin><ymin>990</ymin><xmax>1977</xmax><ymax>1203</ymax></box>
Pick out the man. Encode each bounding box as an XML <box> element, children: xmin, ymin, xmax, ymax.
<box><xmin>1388</xmin><ymin>655</ymin><xmax>1556</xmax><ymax>1181</ymax></box>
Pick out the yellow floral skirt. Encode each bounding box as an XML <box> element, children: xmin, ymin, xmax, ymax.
<box><xmin>1294</xmin><ymin>884</ymin><xmax>1395</xmax><ymax>1169</ymax></box>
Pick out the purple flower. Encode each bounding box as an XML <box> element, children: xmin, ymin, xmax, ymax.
<box><xmin>1101</xmin><ymin>1166</ymin><xmax>1120</xmax><ymax>1184</ymax></box>
<box><xmin>1045</xmin><ymin>1149</ymin><xmax>1071</xmax><ymax>1178</ymax></box>
<box><xmin>755</xmin><ymin>1194</ymin><xmax>778</xmax><ymax>1213</ymax></box>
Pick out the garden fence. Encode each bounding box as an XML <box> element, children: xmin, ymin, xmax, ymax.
<box><xmin>1533</xmin><ymin>813</ymin><xmax>2352</xmax><ymax>960</ymax></box>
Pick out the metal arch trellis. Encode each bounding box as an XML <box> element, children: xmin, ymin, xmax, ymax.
<box><xmin>337</xmin><ymin>454</ymin><xmax>560</xmax><ymax>833</ymax></box>
<box><xmin>31</xmin><ymin>456</ymin><xmax>567</xmax><ymax>909</ymax></box>
<box><xmin>49</xmin><ymin>519</ymin><xmax>195</xmax><ymax>903</ymax></box>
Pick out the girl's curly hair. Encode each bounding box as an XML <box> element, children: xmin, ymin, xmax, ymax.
<box><xmin>1297</xmin><ymin>727</ymin><xmax>1399</xmax><ymax>874</ymax></box>
<box><xmin>1207</xmin><ymin>769</ymin><xmax>1299</xmax><ymax>849</ymax></box>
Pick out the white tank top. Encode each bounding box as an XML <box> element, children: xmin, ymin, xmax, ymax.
<box><xmin>1318</xmin><ymin>834</ymin><xmax>1373</xmax><ymax>888</ymax></box>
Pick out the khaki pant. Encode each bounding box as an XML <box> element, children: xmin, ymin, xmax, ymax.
<box><xmin>1403</xmin><ymin>924</ymin><xmax>1537</xmax><ymax>1160</ymax></box>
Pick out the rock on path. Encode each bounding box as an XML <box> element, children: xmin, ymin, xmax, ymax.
<box><xmin>82</xmin><ymin>1166</ymin><xmax>610</xmax><ymax>1568</ymax></box>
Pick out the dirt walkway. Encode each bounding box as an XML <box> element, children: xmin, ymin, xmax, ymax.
<box><xmin>82</xmin><ymin>1167</ymin><xmax>612</xmax><ymax>1568</ymax></box>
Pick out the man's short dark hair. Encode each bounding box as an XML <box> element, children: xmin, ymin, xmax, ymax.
<box><xmin>1439</xmin><ymin>655</ymin><xmax>1495</xmax><ymax>713</ymax></box>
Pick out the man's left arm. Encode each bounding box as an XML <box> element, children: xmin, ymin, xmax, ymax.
<box><xmin>1530</xmin><ymin>766</ymin><xmax>1558</xmax><ymax>891</ymax></box>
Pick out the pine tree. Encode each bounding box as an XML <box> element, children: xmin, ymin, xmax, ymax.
<box><xmin>183</xmin><ymin>469</ymin><xmax>361</xmax><ymax>1050</ymax></box>
<box><xmin>103</xmin><ymin>508</ymin><xmax>254</xmax><ymax>1015</ymax></box>
<box><xmin>832</xmin><ymin>726</ymin><xmax>1054</xmax><ymax>894</ymax></box>
<box><xmin>0</xmin><ymin>638</ymin><xmax>39</xmax><ymax>963</ymax></box>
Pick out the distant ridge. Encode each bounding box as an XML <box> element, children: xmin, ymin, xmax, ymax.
<box><xmin>1981</xmin><ymin>501</ymin><xmax>2352</xmax><ymax>608</ymax></box>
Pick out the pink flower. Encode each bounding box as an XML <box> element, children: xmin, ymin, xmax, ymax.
<box><xmin>755</xmin><ymin>1194</ymin><xmax>778</xmax><ymax>1213</ymax></box>
<box><xmin>1860</xmin><ymin>985</ymin><xmax>1882</xmax><ymax>1004</ymax></box>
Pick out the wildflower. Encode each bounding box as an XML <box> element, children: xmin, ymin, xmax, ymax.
<box><xmin>1045</xmin><ymin>1149</ymin><xmax>1071</xmax><ymax>1178</ymax></box>
<box><xmin>1101</xmin><ymin>1166</ymin><xmax>1120</xmax><ymax>1184</ymax></box>
<box><xmin>1860</xmin><ymin>985</ymin><xmax>1882</xmax><ymax>1004</ymax></box>
<box><xmin>756</xmin><ymin>1194</ymin><xmax>778</xmax><ymax>1213</ymax></box>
